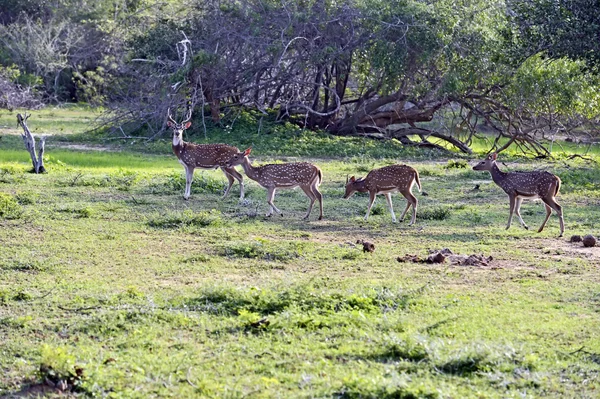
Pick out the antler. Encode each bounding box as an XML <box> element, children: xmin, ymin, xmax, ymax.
<box><xmin>182</xmin><ymin>107</ymin><xmax>193</xmax><ymax>124</ymax></box>
<box><xmin>167</xmin><ymin>108</ymin><xmax>177</xmax><ymax>124</ymax></box>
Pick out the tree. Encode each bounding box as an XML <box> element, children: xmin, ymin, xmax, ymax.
<box><xmin>507</xmin><ymin>0</ymin><xmax>600</xmax><ymax>67</ymax></box>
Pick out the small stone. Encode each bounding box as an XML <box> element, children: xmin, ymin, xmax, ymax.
<box><xmin>582</xmin><ymin>235</ymin><xmax>597</xmax><ymax>247</ymax></box>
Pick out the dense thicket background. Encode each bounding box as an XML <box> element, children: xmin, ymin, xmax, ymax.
<box><xmin>1</xmin><ymin>0</ymin><xmax>600</xmax><ymax>154</ymax></box>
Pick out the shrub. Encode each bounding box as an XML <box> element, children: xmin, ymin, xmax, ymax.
<box><xmin>0</xmin><ymin>192</ymin><xmax>23</xmax><ymax>219</ymax></box>
<box><xmin>147</xmin><ymin>209</ymin><xmax>223</xmax><ymax>229</ymax></box>
<box><xmin>220</xmin><ymin>240</ymin><xmax>303</xmax><ymax>262</ymax></box>
<box><xmin>418</xmin><ymin>206</ymin><xmax>451</xmax><ymax>221</ymax></box>
<box><xmin>445</xmin><ymin>159</ymin><xmax>468</xmax><ymax>169</ymax></box>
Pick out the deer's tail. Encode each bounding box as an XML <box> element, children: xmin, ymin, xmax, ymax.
<box><xmin>414</xmin><ymin>170</ymin><xmax>422</xmax><ymax>192</ymax></box>
<box><xmin>316</xmin><ymin>168</ymin><xmax>323</xmax><ymax>186</ymax></box>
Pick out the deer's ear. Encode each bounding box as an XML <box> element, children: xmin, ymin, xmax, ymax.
<box><xmin>183</xmin><ymin>121</ymin><xmax>192</xmax><ymax>130</ymax></box>
<box><xmin>167</xmin><ymin>121</ymin><xmax>175</xmax><ymax>128</ymax></box>
<box><xmin>243</xmin><ymin>148</ymin><xmax>252</xmax><ymax>156</ymax></box>
<box><xmin>491</xmin><ymin>152</ymin><xmax>498</xmax><ymax>161</ymax></box>
<box><xmin>350</xmin><ymin>176</ymin><xmax>356</xmax><ymax>182</ymax></box>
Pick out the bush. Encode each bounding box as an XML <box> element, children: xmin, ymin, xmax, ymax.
<box><xmin>445</xmin><ymin>159</ymin><xmax>468</xmax><ymax>169</ymax></box>
<box><xmin>220</xmin><ymin>240</ymin><xmax>303</xmax><ymax>262</ymax></box>
<box><xmin>0</xmin><ymin>192</ymin><xmax>23</xmax><ymax>219</ymax></box>
<box><xmin>147</xmin><ymin>209</ymin><xmax>224</xmax><ymax>229</ymax></box>
<box><xmin>418</xmin><ymin>206</ymin><xmax>451</xmax><ymax>221</ymax></box>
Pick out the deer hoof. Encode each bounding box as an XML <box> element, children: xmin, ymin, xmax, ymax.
<box><xmin>524</xmin><ymin>225</ymin><xmax>529</xmax><ymax>230</ymax></box>
<box><xmin>318</xmin><ymin>216</ymin><xmax>323</xmax><ymax>220</ymax></box>
<box><xmin>183</xmin><ymin>196</ymin><xmax>190</xmax><ymax>201</ymax></box>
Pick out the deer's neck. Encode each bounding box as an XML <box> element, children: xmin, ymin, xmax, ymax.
<box><xmin>354</xmin><ymin>179</ymin><xmax>369</xmax><ymax>192</ymax></box>
<box><xmin>173</xmin><ymin>134</ymin><xmax>184</xmax><ymax>147</ymax></box>
<box><xmin>240</xmin><ymin>157</ymin><xmax>260</xmax><ymax>181</ymax></box>
<box><xmin>489</xmin><ymin>163</ymin><xmax>507</xmax><ymax>185</ymax></box>
<box><xmin>172</xmin><ymin>139</ymin><xmax>185</xmax><ymax>158</ymax></box>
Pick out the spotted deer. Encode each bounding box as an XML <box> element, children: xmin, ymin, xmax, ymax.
<box><xmin>225</xmin><ymin>148</ymin><xmax>323</xmax><ymax>220</ymax></box>
<box><xmin>343</xmin><ymin>164</ymin><xmax>422</xmax><ymax>224</ymax></box>
<box><xmin>473</xmin><ymin>152</ymin><xmax>564</xmax><ymax>236</ymax></box>
<box><xmin>168</xmin><ymin>109</ymin><xmax>244</xmax><ymax>200</ymax></box>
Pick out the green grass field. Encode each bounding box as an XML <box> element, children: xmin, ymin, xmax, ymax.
<box><xmin>1</xmin><ymin>108</ymin><xmax>599</xmax><ymax>398</ymax></box>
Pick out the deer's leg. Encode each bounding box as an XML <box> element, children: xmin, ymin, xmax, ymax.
<box><xmin>408</xmin><ymin>193</ymin><xmax>418</xmax><ymax>225</ymax></box>
<box><xmin>539</xmin><ymin>197</ymin><xmax>564</xmax><ymax>237</ymax></box>
<box><xmin>538</xmin><ymin>203</ymin><xmax>552</xmax><ymax>234</ymax></box>
<box><xmin>223</xmin><ymin>167</ymin><xmax>244</xmax><ymax>200</ymax></box>
<box><xmin>266</xmin><ymin>187</ymin><xmax>282</xmax><ymax>217</ymax></box>
<box><xmin>364</xmin><ymin>191</ymin><xmax>377</xmax><ymax>220</ymax></box>
<box><xmin>398</xmin><ymin>190</ymin><xmax>418</xmax><ymax>225</ymax></box>
<box><xmin>506</xmin><ymin>195</ymin><xmax>516</xmax><ymax>230</ymax></box>
<box><xmin>514</xmin><ymin>197</ymin><xmax>529</xmax><ymax>230</ymax></box>
<box><xmin>384</xmin><ymin>193</ymin><xmax>397</xmax><ymax>223</ymax></box>
<box><xmin>221</xmin><ymin>169</ymin><xmax>235</xmax><ymax>199</ymax></box>
<box><xmin>184</xmin><ymin>166</ymin><xmax>194</xmax><ymax>200</ymax></box>
<box><xmin>301</xmin><ymin>185</ymin><xmax>316</xmax><ymax>220</ymax></box>
<box><xmin>312</xmin><ymin>184</ymin><xmax>323</xmax><ymax>221</ymax></box>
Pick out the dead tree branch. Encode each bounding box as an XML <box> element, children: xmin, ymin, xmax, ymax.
<box><xmin>16</xmin><ymin>113</ymin><xmax>46</xmax><ymax>173</ymax></box>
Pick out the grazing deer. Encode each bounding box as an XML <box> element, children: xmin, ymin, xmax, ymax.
<box><xmin>168</xmin><ymin>109</ymin><xmax>244</xmax><ymax>200</ymax></box>
<box><xmin>343</xmin><ymin>164</ymin><xmax>422</xmax><ymax>224</ymax></box>
<box><xmin>225</xmin><ymin>148</ymin><xmax>323</xmax><ymax>220</ymax></box>
<box><xmin>472</xmin><ymin>153</ymin><xmax>564</xmax><ymax>236</ymax></box>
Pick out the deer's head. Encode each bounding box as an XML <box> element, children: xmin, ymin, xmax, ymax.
<box><xmin>473</xmin><ymin>152</ymin><xmax>497</xmax><ymax>171</ymax></box>
<box><xmin>343</xmin><ymin>175</ymin><xmax>366</xmax><ymax>199</ymax></box>
<box><xmin>226</xmin><ymin>147</ymin><xmax>252</xmax><ymax>168</ymax></box>
<box><xmin>167</xmin><ymin>108</ymin><xmax>192</xmax><ymax>145</ymax></box>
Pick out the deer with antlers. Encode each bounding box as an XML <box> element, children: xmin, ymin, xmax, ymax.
<box><xmin>343</xmin><ymin>164</ymin><xmax>422</xmax><ymax>224</ymax></box>
<box><xmin>225</xmin><ymin>148</ymin><xmax>323</xmax><ymax>220</ymax></box>
<box><xmin>473</xmin><ymin>153</ymin><xmax>564</xmax><ymax>236</ymax></box>
<box><xmin>168</xmin><ymin>108</ymin><xmax>244</xmax><ymax>200</ymax></box>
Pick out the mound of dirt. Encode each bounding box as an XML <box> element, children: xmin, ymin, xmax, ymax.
<box><xmin>397</xmin><ymin>248</ymin><xmax>493</xmax><ymax>267</ymax></box>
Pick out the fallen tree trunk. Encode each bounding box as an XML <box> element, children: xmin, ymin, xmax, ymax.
<box><xmin>17</xmin><ymin>113</ymin><xmax>46</xmax><ymax>173</ymax></box>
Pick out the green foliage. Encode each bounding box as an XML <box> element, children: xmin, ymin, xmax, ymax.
<box><xmin>147</xmin><ymin>209</ymin><xmax>224</xmax><ymax>229</ymax></box>
<box><xmin>1</xmin><ymin>109</ymin><xmax>600</xmax><ymax>398</ymax></box>
<box><xmin>0</xmin><ymin>192</ymin><xmax>23</xmax><ymax>219</ymax></box>
<box><xmin>220</xmin><ymin>240</ymin><xmax>304</xmax><ymax>262</ymax></box>
<box><xmin>507</xmin><ymin>54</ymin><xmax>600</xmax><ymax>118</ymax></box>
<box><xmin>444</xmin><ymin>159</ymin><xmax>468</xmax><ymax>169</ymax></box>
<box><xmin>418</xmin><ymin>206</ymin><xmax>452</xmax><ymax>221</ymax></box>
<box><xmin>38</xmin><ymin>345</ymin><xmax>85</xmax><ymax>392</ymax></box>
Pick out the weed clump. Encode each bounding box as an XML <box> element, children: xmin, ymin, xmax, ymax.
<box><xmin>147</xmin><ymin>209</ymin><xmax>224</xmax><ymax>229</ymax></box>
<box><xmin>147</xmin><ymin>172</ymin><xmax>224</xmax><ymax>195</ymax></box>
<box><xmin>0</xmin><ymin>192</ymin><xmax>23</xmax><ymax>219</ymax></box>
<box><xmin>445</xmin><ymin>159</ymin><xmax>468</xmax><ymax>169</ymax></box>
<box><xmin>38</xmin><ymin>345</ymin><xmax>85</xmax><ymax>393</ymax></box>
<box><xmin>337</xmin><ymin>378</ymin><xmax>439</xmax><ymax>399</ymax></box>
<box><xmin>418</xmin><ymin>206</ymin><xmax>451</xmax><ymax>221</ymax></box>
<box><xmin>377</xmin><ymin>337</ymin><xmax>429</xmax><ymax>362</ymax></box>
<box><xmin>220</xmin><ymin>240</ymin><xmax>303</xmax><ymax>262</ymax></box>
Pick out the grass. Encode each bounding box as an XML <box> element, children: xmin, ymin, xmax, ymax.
<box><xmin>1</xmin><ymin>108</ymin><xmax>600</xmax><ymax>398</ymax></box>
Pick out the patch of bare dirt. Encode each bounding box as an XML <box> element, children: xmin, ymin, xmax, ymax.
<box><xmin>547</xmin><ymin>238</ymin><xmax>600</xmax><ymax>261</ymax></box>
